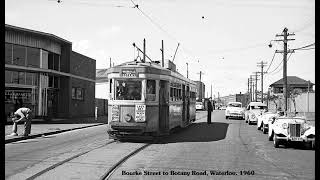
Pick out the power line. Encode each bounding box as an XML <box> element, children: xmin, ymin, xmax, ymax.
<box><xmin>265</xmin><ymin>51</ymin><xmax>277</xmax><ymax>72</ymax></box>
<box><xmin>292</xmin><ymin>43</ymin><xmax>315</xmax><ymax>50</ymax></box>
<box><xmin>270</xmin><ymin>51</ymin><xmax>293</xmax><ymax>75</ymax></box>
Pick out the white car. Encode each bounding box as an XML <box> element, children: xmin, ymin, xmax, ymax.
<box><xmin>225</xmin><ymin>102</ymin><xmax>244</xmax><ymax>119</ymax></box>
<box><xmin>257</xmin><ymin>111</ymin><xmax>279</xmax><ymax>134</ymax></box>
<box><xmin>268</xmin><ymin>116</ymin><xmax>315</xmax><ymax>149</ymax></box>
<box><xmin>196</xmin><ymin>102</ymin><xmax>204</xmax><ymax>111</ymax></box>
<box><xmin>245</xmin><ymin>102</ymin><xmax>267</xmax><ymax>125</ymax></box>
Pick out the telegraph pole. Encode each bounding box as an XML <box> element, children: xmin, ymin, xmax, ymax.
<box><xmin>186</xmin><ymin>62</ymin><xmax>189</xmax><ymax>78</ymax></box>
<box><xmin>161</xmin><ymin>40</ymin><xmax>164</xmax><ymax>67</ymax></box>
<box><xmin>257</xmin><ymin>61</ymin><xmax>267</xmax><ymax>103</ymax></box>
<box><xmin>274</xmin><ymin>27</ymin><xmax>295</xmax><ymax>114</ymax></box>
<box><xmin>211</xmin><ymin>84</ymin><xmax>212</xmax><ymax>99</ymax></box>
<box><xmin>247</xmin><ymin>78</ymin><xmax>250</xmax><ymax>104</ymax></box>
<box><xmin>143</xmin><ymin>38</ymin><xmax>146</xmax><ymax>63</ymax></box>
<box><xmin>254</xmin><ymin>72</ymin><xmax>260</xmax><ymax>102</ymax></box>
<box><xmin>249</xmin><ymin>76</ymin><xmax>253</xmax><ymax>101</ymax></box>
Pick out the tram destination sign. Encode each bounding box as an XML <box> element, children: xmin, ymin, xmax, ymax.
<box><xmin>135</xmin><ymin>105</ymin><xmax>146</xmax><ymax>122</ymax></box>
<box><xmin>121</xmin><ymin>69</ymin><xmax>137</xmax><ymax>78</ymax></box>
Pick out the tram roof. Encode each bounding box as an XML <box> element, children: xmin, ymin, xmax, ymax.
<box><xmin>97</xmin><ymin>60</ymin><xmax>195</xmax><ymax>84</ymax></box>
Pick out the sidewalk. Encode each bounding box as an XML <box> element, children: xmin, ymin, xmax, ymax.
<box><xmin>5</xmin><ymin>116</ymin><xmax>109</xmax><ymax>144</ymax></box>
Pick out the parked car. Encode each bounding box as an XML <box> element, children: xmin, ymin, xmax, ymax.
<box><xmin>220</xmin><ymin>106</ymin><xmax>227</xmax><ymax>110</ymax></box>
<box><xmin>196</xmin><ymin>101</ymin><xmax>204</xmax><ymax>111</ymax></box>
<box><xmin>225</xmin><ymin>102</ymin><xmax>244</xmax><ymax>119</ymax></box>
<box><xmin>257</xmin><ymin>111</ymin><xmax>279</xmax><ymax>134</ymax></box>
<box><xmin>268</xmin><ymin>116</ymin><xmax>315</xmax><ymax>149</ymax></box>
<box><xmin>245</xmin><ymin>102</ymin><xmax>267</xmax><ymax>125</ymax></box>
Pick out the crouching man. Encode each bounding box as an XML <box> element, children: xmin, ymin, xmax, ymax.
<box><xmin>11</xmin><ymin>107</ymin><xmax>32</xmax><ymax>137</ymax></box>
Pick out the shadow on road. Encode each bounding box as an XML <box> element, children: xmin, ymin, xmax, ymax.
<box><xmin>160</xmin><ymin>122</ymin><xmax>229</xmax><ymax>143</ymax></box>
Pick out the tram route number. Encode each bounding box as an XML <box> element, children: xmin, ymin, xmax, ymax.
<box><xmin>135</xmin><ymin>105</ymin><xmax>146</xmax><ymax>122</ymax></box>
<box><xmin>121</xmin><ymin>69</ymin><xmax>136</xmax><ymax>77</ymax></box>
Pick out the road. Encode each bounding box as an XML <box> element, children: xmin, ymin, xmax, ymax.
<box><xmin>5</xmin><ymin>110</ymin><xmax>315</xmax><ymax>180</ymax></box>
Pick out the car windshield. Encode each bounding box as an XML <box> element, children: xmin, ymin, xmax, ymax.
<box><xmin>196</xmin><ymin>102</ymin><xmax>202</xmax><ymax>105</ymax></box>
<box><xmin>251</xmin><ymin>106</ymin><xmax>267</xmax><ymax>110</ymax></box>
<box><xmin>228</xmin><ymin>103</ymin><xmax>241</xmax><ymax>107</ymax></box>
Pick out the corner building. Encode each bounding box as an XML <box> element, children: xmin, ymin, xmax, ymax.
<box><xmin>5</xmin><ymin>24</ymin><xmax>96</xmax><ymax>120</ymax></box>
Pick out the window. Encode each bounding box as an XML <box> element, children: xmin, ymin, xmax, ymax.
<box><xmin>18</xmin><ymin>72</ymin><xmax>26</xmax><ymax>85</ymax></box>
<box><xmin>228</xmin><ymin>103</ymin><xmax>242</xmax><ymax>108</ymax></box>
<box><xmin>48</xmin><ymin>52</ymin><xmax>60</xmax><ymax>71</ymax></box>
<box><xmin>5</xmin><ymin>43</ymin><xmax>12</xmax><ymax>64</ymax></box>
<box><xmin>115</xmin><ymin>80</ymin><xmax>142</xmax><ymax>100</ymax></box>
<box><xmin>13</xmin><ymin>44</ymin><xmax>26</xmax><ymax>66</ymax></box>
<box><xmin>76</xmin><ymin>88</ymin><xmax>84</xmax><ymax>100</ymax></box>
<box><xmin>27</xmin><ymin>47</ymin><xmax>40</xmax><ymax>68</ymax></box>
<box><xmin>54</xmin><ymin>54</ymin><xmax>60</xmax><ymax>71</ymax></box>
<box><xmin>48</xmin><ymin>53</ymin><xmax>54</xmax><ymax>69</ymax></box>
<box><xmin>146</xmin><ymin>80</ymin><xmax>156</xmax><ymax>101</ymax></box>
<box><xmin>72</xmin><ymin>87</ymin><xmax>84</xmax><ymax>100</ymax></box>
<box><xmin>72</xmin><ymin>87</ymin><xmax>76</xmax><ymax>99</ymax></box>
<box><xmin>5</xmin><ymin>71</ymin><xmax>12</xmax><ymax>83</ymax></box>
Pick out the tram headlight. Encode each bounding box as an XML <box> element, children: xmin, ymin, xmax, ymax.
<box><xmin>282</xmin><ymin>123</ymin><xmax>288</xmax><ymax>129</ymax></box>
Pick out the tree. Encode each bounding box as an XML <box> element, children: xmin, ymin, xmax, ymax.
<box><xmin>268</xmin><ymin>94</ymin><xmax>279</xmax><ymax>111</ymax></box>
<box><xmin>289</xmin><ymin>88</ymin><xmax>302</xmax><ymax>114</ymax></box>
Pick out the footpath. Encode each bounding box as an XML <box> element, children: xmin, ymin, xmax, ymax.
<box><xmin>5</xmin><ymin>116</ymin><xmax>109</xmax><ymax>144</ymax></box>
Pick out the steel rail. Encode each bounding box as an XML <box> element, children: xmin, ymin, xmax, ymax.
<box><xmin>100</xmin><ymin>143</ymin><xmax>151</xmax><ymax>180</ymax></box>
<box><xmin>25</xmin><ymin>140</ymin><xmax>116</xmax><ymax>180</ymax></box>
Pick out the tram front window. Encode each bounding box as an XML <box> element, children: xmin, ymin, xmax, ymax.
<box><xmin>116</xmin><ymin>80</ymin><xmax>142</xmax><ymax>100</ymax></box>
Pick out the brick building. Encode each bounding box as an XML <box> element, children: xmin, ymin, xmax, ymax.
<box><xmin>5</xmin><ymin>24</ymin><xmax>96</xmax><ymax>120</ymax></box>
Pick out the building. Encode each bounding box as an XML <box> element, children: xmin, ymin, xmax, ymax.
<box><xmin>269</xmin><ymin>76</ymin><xmax>314</xmax><ymax>95</ymax></box>
<box><xmin>194</xmin><ymin>81</ymin><xmax>205</xmax><ymax>101</ymax></box>
<box><xmin>5</xmin><ymin>24</ymin><xmax>96</xmax><ymax>120</ymax></box>
<box><xmin>214</xmin><ymin>93</ymin><xmax>248</xmax><ymax>107</ymax></box>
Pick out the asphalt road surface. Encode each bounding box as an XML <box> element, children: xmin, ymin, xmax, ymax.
<box><xmin>5</xmin><ymin>110</ymin><xmax>315</xmax><ymax>180</ymax></box>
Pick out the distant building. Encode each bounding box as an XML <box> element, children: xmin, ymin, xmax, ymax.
<box><xmin>194</xmin><ymin>81</ymin><xmax>205</xmax><ymax>101</ymax></box>
<box><xmin>269</xmin><ymin>76</ymin><xmax>314</xmax><ymax>95</ymax></box>
<box><xmin>5</xmin><ymin>24</ymin><xmax>96</xmax><ymax>120</ymax></box>
<box><xmin>214</xmin><ymin>93</ymin><xmax>248</xmax><ymax>107</ymax></box>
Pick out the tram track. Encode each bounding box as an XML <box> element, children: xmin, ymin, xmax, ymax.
<box><xmin>21</xmin><ymin>139</ymin><xmax>152</xmax><ymax>180</ymax></box>
<box><xmin>25</xmin><ymin>140</ymin><xmax>117</xmax><ymax>180</ymax></box>
<box><xmin>99</xmin><ymin>143</ymin><xmax>151</xmax><ymax>180</ymax></box>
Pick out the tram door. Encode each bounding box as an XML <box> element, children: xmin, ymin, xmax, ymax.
<box><xmin>186</xmin><ymin>85</ymin><xmax>190</xmax><ymax>122</ymax></box>
<box><xmin>182</xmin><ymin>85</ymin><xmax>186</xmax><ymax>123</ymax></box>
<box><xmin>159</xmin><ymin>80</ymin><xmax>169</xmax><ymax>134</ymax></box>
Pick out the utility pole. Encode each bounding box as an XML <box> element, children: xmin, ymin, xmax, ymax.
<box><xmin>186</xmin><ymin>62</ymin><xmax>189</xmax><ymax>78</ymax></box>
<box><xmin>143</xmin><ymin>38</ymin><xmax>146</xmax><ymax>63</ymax></box>
<box><xmin>247</xmin><ymin>78</ymin><xmax>250</xmax><ymax>104</ymax></box>
<box><xmin>161</xmin><ymin>40</ymin><xmax>164</xmax><ymax>67</ymax></box>
<box><xmin>257</xmin><ymin>61</ymin><xmax>267</xmax><ymax>103</ymax></box>
<box><xmin>249</xmin><ymin>76</ymin><xmax>253</xmax><ymax>101</ymax></box>
<box><xmin>211</xmin><ymin>84</ymin><xmax>212</xmax><ymax>99</ymax></box>
<box><xmin>252</xmin><ymin>72</ymin><xmax>260</xmax><ymax>102</ymax></box>
<box><xmin>274</xmin><ymin>27</ymin><xmax>295</xmax><ymax>114</ymax></box>
<box><xmin>109</xmin><ymin>57</ymin><xmax>112</xmax><ymax>68</ymax></box>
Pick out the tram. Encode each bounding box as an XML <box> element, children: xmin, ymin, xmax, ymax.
<box><xmin>106</xmin><ymin>59</ymin><xmax>196</xmax><ymax>140</ymax></box>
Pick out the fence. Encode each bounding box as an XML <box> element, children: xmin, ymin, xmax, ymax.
<box><xmin>267</xmin><ymin>92</ymin><xmax>315</xmax><ymax>120</ymax></box>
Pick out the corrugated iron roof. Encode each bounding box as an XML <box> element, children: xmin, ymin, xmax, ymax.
<box><xmin>5</xmin><ymin>24</ymin><xmax>72</xmax><ymax>44</ymax></box>
<box><xmin>270</xmin><ymin>76</ymin><xmax>314</xmax><ymax>86</ymax></box>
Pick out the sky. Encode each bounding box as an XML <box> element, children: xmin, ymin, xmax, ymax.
<box><xmin>5</xmin><ymin>0</ymin><xmax>315</xmax><ymax>97</ymax></box>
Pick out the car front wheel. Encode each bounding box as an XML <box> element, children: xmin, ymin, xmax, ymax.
<box><xmin>274</xmin><ymin>134</ymin><xmax>280</xmax><ymax>148</ymax></box>
<box><xmin>262</xmin><ymin>124</ymin><xmax>267</xmax><ymax>134</ymax></box>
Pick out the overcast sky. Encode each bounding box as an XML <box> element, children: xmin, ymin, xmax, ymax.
<box><xmin>5</xmin><ymin>0</ymin><xmax>315</xmax><ymax>97</ymax></box>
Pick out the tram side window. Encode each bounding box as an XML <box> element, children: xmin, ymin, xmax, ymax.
<box><xmin>116</xmin><ymin>80</ymin><xmax>142</xmax><ymax>100</ymax></box>
<box><xmin>146</xmin><ymin>80</ymin><xmax>156</xmax><ymax>101</ymax></box>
